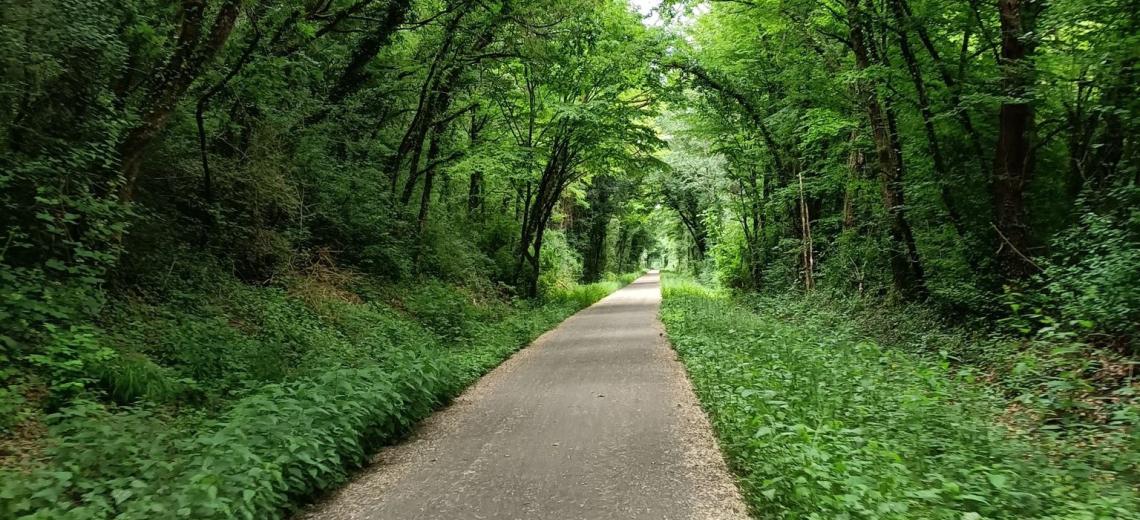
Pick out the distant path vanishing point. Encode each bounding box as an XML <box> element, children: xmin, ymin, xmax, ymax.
<box><xmin>302</xmin><ymin>271</ymin><xmax>748</xmax><ymax>520</ymax></box>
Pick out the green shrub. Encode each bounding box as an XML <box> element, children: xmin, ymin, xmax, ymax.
<box><xmin>1033</xmin><ymin>211</ymin><xmax>1140</xmax><ymax>349</ymax></box>
<box><xmin>708</xmin><ymin>223</ymin><xmax>753</xmax><ymax>289</ymax></box>
<box><xmin>0</xmin><ymin>385</ymin><xmax>30</xmax><ymax>432</ymax></box>
<box><xmin>546</xmin><ymin>282</ymin><xmax>616</xmax><ymax>308</ymax></box>
<box><xmin>102</xmin><ymin>301</ymin><xmax>264</xmax><ymax>401</ymax></box>
<box><xmin>419</xmin><ymin>219</ymin><xmax>498</xmax><ymax>285</ymax></box>
<box><xmin>537</xmin><ymin>230</ymin><xmax>584</xmax><ymax>295</ymax></box>
<box><xmin>603</xmin><ymin>271</ymin><xmax>643</xmax><ymax>286</ymax></box>
<box><xmin>401</xmin><ymin>282</ymin><xmax>481</xmax><ymax>342</ymax></box>
<box><xmin>21</xmin><ymin>325</ymin><xmax>115</xmax><ymax>406</ymax></box>
<box><xmin>544</xmin><ymin>271</ymin><xmax>641</xmax><ymax>308</ymax></box>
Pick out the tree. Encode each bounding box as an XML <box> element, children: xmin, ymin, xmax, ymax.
<box><xmin>992</xmin><ymin>0</ymin><xmax>1045</xmax><ymax>282</ymax></box>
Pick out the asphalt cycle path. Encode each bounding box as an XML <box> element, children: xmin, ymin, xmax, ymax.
<box><xmin>303</xmin><ymin>271</ymin><xmax>747</xmax><ymax>520</ymax></box>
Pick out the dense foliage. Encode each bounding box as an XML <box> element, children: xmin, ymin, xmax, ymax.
<box><xmin>653</xmin><ymin>0</ymin><xmax>1138</xmax><ymax>341</ymax></box>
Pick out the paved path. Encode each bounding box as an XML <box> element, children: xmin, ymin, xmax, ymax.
<box><xmin>303</xmin><ymin>271</ymin><xmax>747</xmax><ymax>520</ymax></box>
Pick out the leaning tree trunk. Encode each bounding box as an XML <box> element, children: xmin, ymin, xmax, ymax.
<box><xmin>396</xmin><ymin>2</ymin><xmax>507</xmax><ymax>202</ymax></box>
<box><xmin>898</xmin><ymin>0</ymin><xmax>988</xmax><ymax>182</ymax></box>
<box><xmin>327</xmin><ymin>0</ymin><xmax>413</xmax><ymax>103</ymax></box>
<box><xmin>119</xmin><ymin>0</ymin><xmax>241</xmax><ymax>202</ymax></box>
<box><xmin>516</xmin><ymin>134</ymin><xmax>575</xmax><ymax>297</ymax></box>
<box><xmin>416</xmin><ymin>123</ymin><xmax>444</xmax><ymax>231</ymax></box>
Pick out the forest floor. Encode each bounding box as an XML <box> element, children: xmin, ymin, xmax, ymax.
<box><xmin>300</xmin><ymin>271</ymin><xmax>748</xmax><ymax>520</ymax></box>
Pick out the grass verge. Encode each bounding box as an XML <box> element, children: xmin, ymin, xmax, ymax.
<box><xmin>659</xmin><ymin>275</ymin><xmax>1139</xmax><ymax>519</ymax></box>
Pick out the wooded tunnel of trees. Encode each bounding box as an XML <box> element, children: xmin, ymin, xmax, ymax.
<box><xmin>1</xmin><ymin>0</ymin><xmax>1138</xmax><ymax>517</ymax></box>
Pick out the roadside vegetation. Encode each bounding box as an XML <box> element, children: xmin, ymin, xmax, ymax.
<box><xmin>661</xmin><ymin>275</ymin><xmax>1139</xmax><ymax>519</ymax></box>
<box><xmin>2</xmin><ymin>270</ymin><xmax>634</xmax><ymax>519</ymax></box>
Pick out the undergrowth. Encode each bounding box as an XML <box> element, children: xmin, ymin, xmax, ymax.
<box><xmin>660</xmin><ymin>275</ymin><xmax>1140</xmax><ymax>519</ymax></box>
<box><xmin>0</xmin><ymin>272</ymin><xmax>638</xmax><ymax>519</ymax></box>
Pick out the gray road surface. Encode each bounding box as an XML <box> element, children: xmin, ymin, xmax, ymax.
<box><xmin>302</xmin><ymin>271</ymin><xmax>747</xmax><ymax>520</ymax></box>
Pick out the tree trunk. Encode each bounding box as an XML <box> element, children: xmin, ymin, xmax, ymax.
<box><xmin>843</xmin><ymin>129</ymin><xmax>865</xmax><ymax>229</ymax></box>
<box><xmin>992</xmin><ymin>0</ymin><xmax>1041</xmax><ymax>281</ymax></box>
<box><xmin>672</xmin><ymin>62</ymin><xmax>786</xmax><ymax>177</ymax></box>
<box><xmin>797</xmin><ymin>169</ymin><xmax>814</xmax><ymax>291</ymax></box>
<box><xmin>847</xmin><ymin>0</ymin><xmax>927</xmax><ymax>298</ymax></box>
<box><xmin>119</xmin><ymin>0</ymin><xmax>241</xmax><ymax>202</ymax></box>
<box><xmin>389</xmin><ymin>7</ymin><xmax>466</xmax><ymax>195</ymax></box>
<box><xmin>466</xmin><ymin>113</ymin><xmax>486</xmax><ymax>215</ymax></box>
<box><xmin>196</xmin><ymin>14</ymin><xmax>265</xmax><ymax>205</ymax></box>
<box><xmin>328</xmin><ymin>0</ymin><xmax>413</xmax><ymax>103</ymax></box>
<box><xmin>888</xmin><ymin>0</ymin><xmax>967</xmax><ymax>238</ymax></box>
<box><xmin>516</xmin><ymin>133</ymin><xmax>575</xmax><ymax>297</ymax></box>
<box><xmin>581</xmin><ymin>177</ymin><xmax>613</xmax><ymax>283</ymax></box>
<box><xmin>403</xmin><ymin>84</ymin><xmax>454</xmax><ymax>205</ymax></box>
<box><xmin>899</xmin><ymin>0</ymin><xmax>987</xmax><ymax>177</ymax></box>
<box><xmin>665</xmin><ymin>191</ymin><xmax>707</xmax><ymax>260</ymax></box>
<box><xmin>396</xmin><ymin>2</ymin><xmax>507</xmax><ymax>201</ymax></box>
<box><xmin>416</xmin><ymin>124</ymin><xmax>444</xmax><ymax>231</ymax></box>
<box><xmin>615</xmin><ymin>226</ymin><xmax>629</xmax><ymax>274</ymax></box>
<box><xmin>743</xmin><ymin>166</ymin><xmax>765</xmax><ymax>289</ymax></box>
<box><xmin>1087</xmin><ymin>52</ymin><xmax>1135</xmax><ymax>194</ymax></box>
